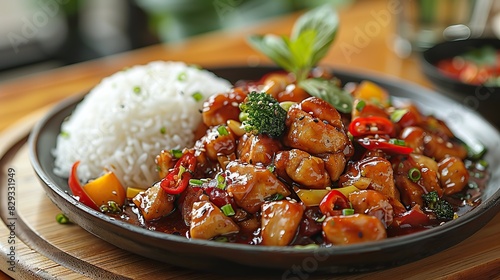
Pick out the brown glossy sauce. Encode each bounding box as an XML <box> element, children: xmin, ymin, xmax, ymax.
<box><xmin>109</xmin><ymin>158</ymin><xmax>488</xmax><ymax>244</ymax></box>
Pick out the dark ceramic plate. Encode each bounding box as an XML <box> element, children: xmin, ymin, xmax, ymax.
<box><xmin>29</xmin><ymin>66</ymin><xmax>500</xmax><ymax>275</ymax></box>
<box><xmin>420</xmin><ymin>38</ymin><xmax>500</xmax><ymax>127</ymax></box>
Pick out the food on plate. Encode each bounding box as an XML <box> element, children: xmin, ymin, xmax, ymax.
<box><xmin>435</xmin><ymin>45</ymin><xmax>500</xmax><ymax>86</ymax></box>
<box><xmin>53</xmin><ymin>61</ymin><xmax>231</xmax><ymax>190</ymax></box>
<box><xmin>58</xmin><ymin>6</ymin><xmax>489</xmax><ymax>246</ymax></box>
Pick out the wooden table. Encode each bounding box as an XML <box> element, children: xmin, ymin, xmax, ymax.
<box><xmin>1</xmin><ymin>0</ymin><xmax>499</xmax><ymax>279</ymax></box>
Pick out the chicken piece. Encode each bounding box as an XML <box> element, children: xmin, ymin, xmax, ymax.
<box><xmin>395</xmin><ymin>155</ymin><xmax>443</xmax><ymax>201</ymax></box>
<box><xmin>423</xmin><ymin>134</ymin><xmax>468</xmax><ymax>161</ymax></box>
<box><xmin>284</xmin><ymin>97</ymin><xmax>349</xmax><ymax>155</ymax></box>
<box><xmin>189</xmin><ymin>200</ymin><xmax>239</xmax><ymax>240</ymax></box>
<box><xmin>180</xmin><ymin>186</ymin><xmax>204</xmax><ymax>226</ymax></box>
<box><xmin>339</xmin><ymin>157</ymin><xmax>399</xmax><ymax>199</ymax></box>
<box><xmin>322</xmin><ymin>214</ymin><xmax>387</xmax><ymax>245</ymax></box>
<box><xmin>202</xmin><ymin>88</ymin><xmax>247</xmax><ymax>127</ymax></box>
<box><xmin>395</xmin><ymin>175</ymin><xmax>425</xmax><ymax>208</ymax></box>
<box><xmin>238</xmin><ymin>216</ymin><xmax>260</xmax><ymax>233</ymax></box>
<box><xmin>349</xmin><ymin>190</ymin><xmax>394</xmax><ymax>228</ymax></box>
<box><xmin>400</xmin><ymin>126</ymin><xmax>425</xmax><ymax>155</ymax></box>
<box><xmin>132</xmin><ymin>182</ymin><xmax>175</xmax><ymax>221</ymax></box>
<box><xmin>299</xmin><ymin>97</ymin><xmax>344</xmax><ymax>130</ymax></box>
<box><xmin>260</xmin><ymin>200</ymin><xmax>305</xmax><ymax>246</ymax></box>
<box><xmin>275</xmin><ymin>149</ymin><xmax>330</xmax><ymax>189</ymax></box>
<box><xmin>237</xmin><ymin>134</ymin><xmax>282</xmax><ymax>166</ymax></box>
<box><xmin>438</xmin><ymin>157</ymin><xmax>469</xmax><ymax>195</ymax></box>
<box><xmin>198</xmin><ymin>125</ymin><xmax>237</xmax><ymax>162</ymax></box>
<box><xmin>401</xmin><ymin>121</ymin><xmax>467</xmax><ymax>161</ymax></box>
<box><xmin>320</xmin><ymin>152</ymin><xmax>347</xmax><ymax>182</ymax></box>
<box><xmin>225</xmin><ymin>161</ymin><xmax>291</xmax><ymax>213</ymax></box>
<box><xmin>155</xmin><ymin>149</ymin><xmax>174</xmax><ymax>179</ymax></box>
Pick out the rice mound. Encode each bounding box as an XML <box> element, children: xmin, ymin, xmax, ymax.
<box><xmin>53</xmin><ymin>61</ymin><xmax>231</xmax><ymax>189</ymax></box>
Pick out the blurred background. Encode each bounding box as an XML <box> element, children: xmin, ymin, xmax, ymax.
<box><xmin>0</xmin><ymin>0</ymin><xmax>352</xmax><ymax>82</ymax></box>
<box><xmin>2</xmin><ymin>0</ymin><xmax>500</xmax><ymax>82</ymax></box>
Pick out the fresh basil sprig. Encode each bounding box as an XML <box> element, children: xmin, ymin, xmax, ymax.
<box><xmin>247</xmin><ymin>5</ymin><xmax>352</xmax><ymax>113</ymax></box>
<box><xmin>248</xmin><ymin>5</ymin><xmax>338</xmax><ymax>82</ymax></box>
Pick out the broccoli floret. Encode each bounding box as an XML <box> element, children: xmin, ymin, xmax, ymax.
<box><xmin>422</xmin><ymin>191</ymin><xmax>454</xmax><ymax>221</ymax></box>
<box><xmin>239</xmin><ymin>91</ymin><xmax>287</xmax><ymax>138</ymax></box>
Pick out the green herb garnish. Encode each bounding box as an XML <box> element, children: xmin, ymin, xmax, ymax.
<box><xmin>221</xmin><ymin>204</ymin><xmax>235</xmax><ymax>216</ymax></box>
<box><xmin>408</xmin><ymin>167</ymin><xmax>421</xmax><ymax>182</ymax></box>
<box><xmin>56</xmin><ymin>213</ymin><xmax>70</xmax><ymax>224</ymax></box>
<box><xmin>248</xmin><ymin>5</ymin><xmax>338</xmax><ymax>82</ymax></box>
<box><xmin>192</xmin><ymin>91</ymin><xmax>203</xmax><ymax>102</ymax></box>
<box><xmin>171</xmin><ymin>149</ymin><xmax>183</xmax><ymax>159</ymax></box>
<box><xmin>247</xmin><ymin>5</ymin><xmax>352</xmax><ymax>113</ymax></box>
<box><xmin>217</xmin><ymin>125</ymin><xmax>229</xmax><ymax>136</ymax></box>
<box><xmin>60</xmin><ymin>131</ymin><xmax>70</xmax><ymax>138</ymax></box>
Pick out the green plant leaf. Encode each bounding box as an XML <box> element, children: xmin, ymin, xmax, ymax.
<box><xmin>299</xmin><ymin>78</ymin><xmax>353</xmax><ymax>113</ymax></box>
<box><xmin>247</xmin><ymin>5</ymin><xmax>339</xmax><ymax>82</ymax></box>
<box><xmin>291</xmin><ymin>5</ymin><xmax>339</xmax><ymax>66</ymax></box>
<box><xmin>287</xmin><ymin>29</ymin><xmax>316</xmax><ymax>81</ymax></box>
<box><xmin>247</xmin><ymin>34</ymin><xmax>295</xmax><ymax>72</ymax></box>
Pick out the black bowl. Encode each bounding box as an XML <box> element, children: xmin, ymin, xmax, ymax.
<box><xmin>420</xmin><ymin>38</ymin><xmax>500</xmax><ymax>127</ymax></box>
<box><xmin>29</xmin><ymin>66</ymin><xmax>500</xmax><ymax>276</ymax></box>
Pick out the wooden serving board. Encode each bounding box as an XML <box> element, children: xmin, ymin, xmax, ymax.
<box><xmin>1</xmin><ymin>109</ymin><xmax>499</xmax><ymax>279</ymax></box>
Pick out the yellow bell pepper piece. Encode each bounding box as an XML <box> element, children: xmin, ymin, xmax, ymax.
<box><xmin>83</xmin><ymin>172</ymin><xmax>126</xmax><ymax>207</ymax></box>
<box><xmin>126</xmin><ymin>187</ymin><xmax>144</xmax><ymax>199</ymax></box>
<box><xmin>295</xmin><ymin>185</ymin><xmax>360</xmax><ymax>206</ymax></box>
<box><xmin>354</xmin><ymin>80</ymin><xmax>390</xmax><ymax>107</ymax></box>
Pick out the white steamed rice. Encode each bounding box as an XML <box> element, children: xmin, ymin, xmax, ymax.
<box><xmin>53</xmin><ymin>61</ymin><xmax>231</xmax><ymax>189</ymax></box>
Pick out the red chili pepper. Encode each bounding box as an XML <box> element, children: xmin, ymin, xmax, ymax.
<box><xmin>349</xmin><ymin>116</ymin><xmax>395</xmax><ymax>137</ymax></box>
<box><xmin>68</xmin><ymin>161</ymin><xmax>99</xmax><ymax>210</ymax></box>
<box><xmin>319</xmin><ymin>190</ymin><xmax>350</xmax><ymax>216</ymax></box>
<box><xmin>392</xmin><ymin>206</ymin><xmax>430</xmax><ymax>227</ymax></box>
<box><xmin>357</xmin><ymin>138</ymin><xmax>413</xmax><ymax>154</ymax></box>
<box><xmin>160</xmin><ymin>151</ymin><xmax>197</xmax><ymax>195</ymax></box>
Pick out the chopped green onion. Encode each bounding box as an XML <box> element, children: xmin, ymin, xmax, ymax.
<box><xmin>221</xmin><ymin>204</ymin><xmax>235</xmax><ymax>216</ymax></box>
<box><xmin>279</xmin><ymin>101</ymin><xmax>296</xmax><ymax>111</ymax></box>
<box><xmin>177</xmin><ymin>72</ymin><xmax>187</xmax><ymax>81</ymax></box>
<box><xmin>390</xmin><ymin>109</ymin><xmax>408</xmax><ymax>123</ymax></box>
<box><xmin>217</xmin><ymin>125</ymin><xmax>229</xmax><ymax>136</ymax></box>
<box><xmin>60</xmin><ymin>131</ymin><xmax>70</xmax><ymax>138</ymax></box>
<box><xmin>408</xmin><ymin>167</ymin><xmax>421</xmax><ymax>182</ymax></box>
<box><xmin>355</xmin><ymin>100</ymin><xmax>366</xmax><ymax>112</ymax></box>
<box><xmin>267</xmin><ymin>164</ymin><xmax>275</xmax><ymax>173</ymax></box>
<box><xmin>171</xmin><ymin>149</ymin><xmax>183</xmax><ymax>159</ymax></box>
<box><xmin>160</xmin><ymin>127</ymin><xmax>166</xmax><ymax>134</ymax></box>
<box><xmin>56</xmin><ymin>213</ymin><xmax>70</xmax><ymax>224</ymax></box>
<box><xmin>156</xmin><ymin>166</ymin><xmax>161</xmax><ymax>172</ymax></box>
<box><xmin>214</xmin><ymin>236</ymin><xmax>228</xmax><ymax>242</ymax></box>
<box><xmin>342</xmin><ymin>208</ymin><xmax>355</xmax><ymax>216</ymax></box>
<box><xmin>265</xmin><ymin>193</ymin><xmax>284</xmax><ymax>201</ymax></box>
<box><xmin>189</xmin><ymin>179</ymin><xmax>205</xmax><ymax>186</ymax></box>
<box><xmin>192</xmin><ymin>92</ymin><xmax>203</xmax><ymax>102</ymax></box>
<box><xmin>464</xmin><ymin>140</ymin><xmax>487</xmax><ymax>160</ymax></box>
<box><xmin>476</xmin><ymin>159</ymin><xmax>488</xmax><ymax>171</ymax></box>
<box><xmin>133</xmin><ymin>86</ymin><xmax>141</xmax><ymax>94</ymax></box>
<box><xmin>100</xmin><ymin>201</ymin><xmax>122</xmax><ymax>214</ymax></box>
<box><xmin>314</xmin><ymin>215</ymin><xmax>326</xmax><ymax>223</ymax></box>
<box><xmin>216</xmin><ymin>173</ymin><xmax>226</xmax><ymax>190</ymax></box>
<box><xmin>389</xmin><ymin>138</ymin><xmax>406</xmax><ymax>146</ymax></box>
